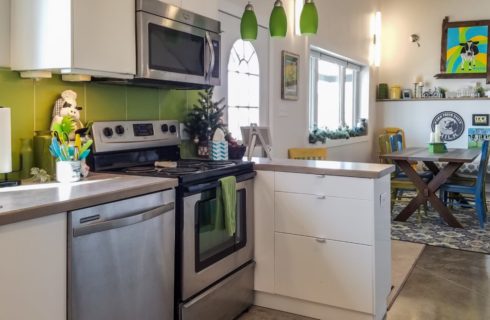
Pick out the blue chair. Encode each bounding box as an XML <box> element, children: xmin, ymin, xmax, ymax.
<box><xmin>439</xmin><ymin>140</ymin><xmax>489</xmax><ymax>228</ymax></box>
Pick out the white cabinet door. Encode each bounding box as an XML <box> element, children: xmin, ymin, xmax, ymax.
<box><xmin>275</xmin><ymin>232</ymin><xmax>374</xmax><ymax>314</ymax></box>
<box><xmin>275</xmin><ymin>191</ymin><xmax>374</xmax><ymax>245</ymax></box>
<box><xmin>275</xmin><ymin>172</ymin><xmax>373</xmax><ymax>200</ymax></box>
<box><xmin>254</xmin><ymin>171</ymin><xmax>275</xmax><ymax>293</ymax></box>
<box><xmin>181</xmin><ymin>0</ymin><xmax>218</xmax><ymax>19</ymax></box>
<box><xmin>0</xmin><ymin>0</ymin><xmax>10</xmax><ymax>67</ymax></box>
<box><xmin>0</xmin><ymin>213</ymin><xmax>67</xmax><ymax>320</ymax></box>
<box><xmin>72</xmin><ymin>0</ymin><xmax>136</xmax><ymax>75</ymax></box>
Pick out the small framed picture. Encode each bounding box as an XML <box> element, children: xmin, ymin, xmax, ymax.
<box><xmin>281</xmin><ymin>51</ymin><xmax>299</xmax><ymax>101</ymax></box>
<box><xmin>472</xmin><ymin>114</ymin><xmax>489</xmax><ymax>126</ymax></box>
<box><xmin>402</xmin><ymin>89</ymin><xmax>412</xmax><ymax>99</ymax></box>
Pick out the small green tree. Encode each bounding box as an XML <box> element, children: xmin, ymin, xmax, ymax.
<box><xmin>184</xmin><ymin>88</ymin><xmax>227</xmax><ymax>143</ymax></box>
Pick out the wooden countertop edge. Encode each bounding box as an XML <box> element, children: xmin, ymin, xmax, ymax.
<box><xmin>0</xmin><ymin>179</ymin><xmax>178</xmax><ymax>227</ymax></box>
<box><xmin>253</xmin><ymin>163</ymin><xmax>395</xmax><ymax>179</ymax></box>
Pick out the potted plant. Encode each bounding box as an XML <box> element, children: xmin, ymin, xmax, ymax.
<box><xmin>184</xmin><ymin>88</ymin><xmax>228</xmax><ymax>158</ymax></box>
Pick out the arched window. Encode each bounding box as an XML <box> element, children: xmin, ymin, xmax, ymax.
<box><xmin>227</xmin><ymin>39</ymin><xmax>260</xmax><ymax>140</ymax></box>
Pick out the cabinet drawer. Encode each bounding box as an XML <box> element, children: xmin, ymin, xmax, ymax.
<box><xmin>275</xmin><ymin>192</ymin><xmax>373</xmax><ymax>245</ymax></box>
<box><xmin>274</xmin><ymin>232</ymin><xmax>373</xmax><ymax>314</ymax></box>
<box><xmin>275</xmin><ymin>172</ymin><xmax>372</xmax><ymax>199</ymax></box>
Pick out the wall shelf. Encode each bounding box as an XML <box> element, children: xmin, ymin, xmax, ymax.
<box><xmin>376</xmin><ymin>97</ymin><xmax>490</xmax><ymax>102</ymax></box>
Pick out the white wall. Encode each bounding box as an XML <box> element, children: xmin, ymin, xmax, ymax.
<box><xmin>0</xmin><ymin>0</ymin><xmax>10</xmax><ymax>67</ymax></box>
<box><xmin>379</xmin><ymin>0</ymin><xmax>490</xmax><ymax>90</ymax></box>
<box><xmin>222</xmin><ymin>0</ymin><xmax>379</xmax><ymax>161</ymax></box>
<box><xmin>379</xmin><ymin>100</ymin><xmax>490</xmax><ymax>148</ymax></box>
<box><xmin>376</xmin><ymin>0</ymin><xmax>490</xmax><ymax>151</ymax></box>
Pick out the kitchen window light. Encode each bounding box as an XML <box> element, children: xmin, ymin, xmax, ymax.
<box><xmin>309</xmin><ymin>50</ymin><xmax>362</xmax><ymax>131</ymax></box>
<box><xmin>227</xmin><ymin>39</ymin><xmax>260</xmax><ymax>141</ymax></box>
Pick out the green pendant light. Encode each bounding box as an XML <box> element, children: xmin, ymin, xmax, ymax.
<box><xmin>300</xmin><ymin>0</ymin><xmax>318</xmax><ymax>36</ymax></box>
<box><xmin>241</xmin><ymin>2</ymin><xmax>258</xmax><ymax>41</ymax></box>
<box><xmin>270</xmin><ymin>0</ymin><xmax>287</xmax><ymax>38</ymax></box>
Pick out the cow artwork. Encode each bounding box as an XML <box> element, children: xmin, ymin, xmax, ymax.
<box><xmin>442</xmin><ymin>17</ymin><xmax>489</xmax><ymax>75</ymax></box>
<box><xmin>459</xmin><ymin>40</ymin><xmax>480</xmax><ymax>71</ymax></box>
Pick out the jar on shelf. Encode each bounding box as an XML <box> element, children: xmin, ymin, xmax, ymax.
<box><xmin>390</xmin><ymin>85</ymin><xmax>402</xmax><ymax>100</ymax></box>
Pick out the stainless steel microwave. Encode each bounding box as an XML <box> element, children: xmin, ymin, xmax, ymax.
<box><xmin>136</xmin><ymin>0</ymin><xmax>221</xmax><ymax>88</ymax></box>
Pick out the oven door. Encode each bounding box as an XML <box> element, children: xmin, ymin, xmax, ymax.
<box><xmin>136</xmin><ymin>11</ymin><xmax>220</xmax><ymax>86</ymax></box>
<box><xmin>181</xmin><ymin>173</ymin><xmax>254</xmax><ymax>301</ymax></box>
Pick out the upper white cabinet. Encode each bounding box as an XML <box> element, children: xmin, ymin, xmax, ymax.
<box><xmin>182</xmin><ymin>0</ymin><xmax>218</xmax><ymax>20</ymax></box>
<box><xmin>0</xmin><ymin>0</ymin><xmax>9</xmax><ymax>67</ymax></box>
<box><xmin>10</xmin><ymin>0</ymin><xmax>136</xmax><ymax>79</ymax></box>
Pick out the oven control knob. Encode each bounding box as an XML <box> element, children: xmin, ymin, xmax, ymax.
<box><xmin>161</xmin><ymin>124</ymin><xmax>169</xmax><ymax>133</ymax></box>
<box><xmin>115</xmin><ymin>125</ymin><xmax>125</xmax><ymax>135</ymax></box>
<box><xmin>169</xmin><ymin>125</ymin><xmax>177</xmax><ymax>134</ymax></box>
<box><xmin>103</xmin><ymin>127</ymin><xmax>114</xmax><ymax>138</ymax></box>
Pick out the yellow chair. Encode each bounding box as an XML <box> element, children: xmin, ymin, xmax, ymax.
<box><xmin>288</xmin><ymin>148</ymin><xmax>328</xmax><ymax>160</ymax></box>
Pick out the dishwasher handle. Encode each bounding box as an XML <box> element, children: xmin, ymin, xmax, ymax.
<box><xmin>73</xmin><ymin>202</ymin><xmax>175</xmax><ymax>237</ymax></box>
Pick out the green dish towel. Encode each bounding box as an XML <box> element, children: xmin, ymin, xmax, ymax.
<box><xmin>215</xmin><ymin>176</ymin><xmax>237</xmax><ymax>236</ymax></box>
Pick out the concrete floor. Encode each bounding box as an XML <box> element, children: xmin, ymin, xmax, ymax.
<box><xmin>240</xmin><ymin>246</ymin><xmax>490</xmax><ymax>320</ymax></box>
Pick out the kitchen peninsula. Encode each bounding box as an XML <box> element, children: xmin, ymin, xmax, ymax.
<box><xmin>252</xmin><ymin>158</ymin><xmax>395</xmax><ymax>320</ymax></box>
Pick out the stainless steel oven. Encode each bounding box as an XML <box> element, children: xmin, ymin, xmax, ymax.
<box><xmin>136</xmin><ymin>0</ymin><xmax>221</xmax><ymax>87</ymax></box>
<box><xmin>180</xmin><ymin>172</ymin><xmax>255</xmax><ymax>319</ymax></box>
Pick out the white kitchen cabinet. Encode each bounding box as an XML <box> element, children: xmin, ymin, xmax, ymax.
<box><xmin>275</xmin><ymin>232</ymin><xmax>374</xmax><ymax>313</ymax></box>
<box><xmin>181</xmin><ymin>0</ymin><xmax>219</xmax><ymax>20</ymax></box>
<box><xmin>253</xmin><ymin>171</ymin><xmax>275</xmax><ymax>294</ymax></box>
<box><xmin>254</xmin><ymin>170</ymin><xmax>391</xmax><ymax>320</ymax></box>
<box><xmin>0</xmin><ymin>0</ymin><xmax>9</xmax><ymax>67</ymax></box>
<box><xmin>10</xmin><ymin>0</ymin><xmax>135</xmax><ymax>79</ymax></box>
<box><xmin>0</xmin><ymin>213</ymin><xmax>67</xmax><ymax>320</ymax></box>
<box><xmin>275</xmin><ymin>191</ymin><xmax>373</xmax><ymax>245</ymax></box>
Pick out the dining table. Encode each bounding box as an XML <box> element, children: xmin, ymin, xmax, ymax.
<box><xmin>381</xmin><ymin>147</ymin><xmax>481</xmax><ymax>228</ymax></box>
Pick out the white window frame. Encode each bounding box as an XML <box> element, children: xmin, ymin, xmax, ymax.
<box><xmin>309</xmin><ymin>50</ymin><xmax>362</xmax><ymax>130</ymax></box>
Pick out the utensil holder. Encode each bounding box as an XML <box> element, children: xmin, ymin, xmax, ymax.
<box><xmin>56</xmin><ymin>161</ymin><xmax>82</xmax><ymax>183</ymax></box>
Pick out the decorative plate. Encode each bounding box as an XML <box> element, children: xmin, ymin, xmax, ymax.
<box><xmin>431</xmin><ymin>111</ymin><xmax>465</xmax><ymax>142</ymax></box>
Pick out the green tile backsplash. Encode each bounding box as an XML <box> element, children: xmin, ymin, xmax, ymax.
<box><xmin>0</xmin><ymin>68</ymin><xmax>199</xmax><ymax>180</ymax></box>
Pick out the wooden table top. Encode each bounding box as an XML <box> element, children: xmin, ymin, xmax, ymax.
<box><xmin>381</xmin><ymin>147</ymin><xmax>481</xmax><ymax>163</ymax></box>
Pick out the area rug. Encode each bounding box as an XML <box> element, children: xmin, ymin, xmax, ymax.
<box><xmin>391</xmin><ymin>203</ymin><xmax>490</xmax><ymax>254</ymax></box>
<box><xmin>387</xmin><ymin>240</ymin><xmax>425</xmax><ymax>309</ymax></box>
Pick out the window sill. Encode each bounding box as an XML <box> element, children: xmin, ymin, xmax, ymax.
<box><xmin>310</xmin><ymin>135</ymin><xmax>369</xmax><ymax>148</ymax></box>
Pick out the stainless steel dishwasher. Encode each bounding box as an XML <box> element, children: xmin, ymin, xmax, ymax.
<box><xmin>68</xmin><ymin>190</ymin><xmax>175</xmax><ymax>320</ymax></box>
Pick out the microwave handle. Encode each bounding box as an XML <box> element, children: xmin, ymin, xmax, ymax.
<box><xmin>205</xmin><ymin>32</ymin><xmax>215</xmax><ymax>80</ymax></box>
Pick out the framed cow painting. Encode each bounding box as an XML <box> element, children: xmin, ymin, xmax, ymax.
<box><xmin>438</xmin><ymin>17</ymin><xmax>490</xmax><ymax>82</ymax></box>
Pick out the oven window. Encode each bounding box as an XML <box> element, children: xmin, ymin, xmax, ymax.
<box><xmin>148</xmin><ymin>23</ymin><xmax>204</xmax><ymax>76</ymax></box>
<box><xmin>195</xmin><ymin>189</ymin><xmax>246</xmax><ymax>272</ymax></box>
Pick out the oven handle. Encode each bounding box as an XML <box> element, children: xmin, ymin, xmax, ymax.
<box><xmin>185</xmin><ymin>171</ymin><xmax>256</xmax><ymax>194</ymax></box>
<box><xmin>72</xmin><ymin>203</ymin><xmax>175</xmax><ymax>237</ymax></box>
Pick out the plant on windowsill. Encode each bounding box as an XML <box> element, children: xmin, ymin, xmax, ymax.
<box><xmin>309</xmin><ymin>120</ymin><xmax>367</xmax><ymax>144</ymax></box>
<box><xmin>184</xmin><ymin>88</ymin><xmax>228</xmax><ymax>158</ymax></box>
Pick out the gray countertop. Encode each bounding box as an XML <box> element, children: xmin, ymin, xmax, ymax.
<box><xmin>0</xmin><ymin>173</ymin><xmax>178</xmax><ymax>226</ymax></box>
<box><xmin>251</xmin><ymin>157</ymin><xmax>395</xmax><ymax>179</ymax></box>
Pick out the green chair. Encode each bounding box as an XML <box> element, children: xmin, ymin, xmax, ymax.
<box><xmin>379</xmin><ymin>134</ymin><xmax>428</xmax><ymax>215</ymax></box>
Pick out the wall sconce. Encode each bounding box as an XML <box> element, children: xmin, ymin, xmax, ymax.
<box><xmin>373</xmin><ymin>11</ymin><xmax>382</xmax><ymax>67</ymax></box>
<box><xmin>410</xmin><ymin>34</ymin><xmax>421</xmax><ymax>47</ymax></box>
